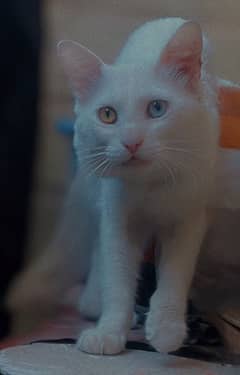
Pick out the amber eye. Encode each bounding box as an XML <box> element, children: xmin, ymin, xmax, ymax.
<box><xmin>147</xmin><ymin>100</ymin><xmax>168</xmax><ymax>119</ymax></box>
<box><xmin>98</xmin><ymin>106</ymin><xmax>117</xmax><ymax>124</ymax></box>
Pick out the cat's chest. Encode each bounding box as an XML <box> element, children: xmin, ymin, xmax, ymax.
<box><xmin>126</xmin><ymin>183</ymin><xmax>189</xmax><ymax>224</ymax></box>
<box><xmin>102</xmin><ymin>178</ymin><xmax>203</xmax><ymax>226</ymax></box>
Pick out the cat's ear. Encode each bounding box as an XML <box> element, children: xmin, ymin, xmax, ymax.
<box><xmin>58</xmin><ymin>40</ymin><xmax>104</xmax><ymax>100</ymax></box>
<box><xmin>158</xmin><ymin>21</ymin><xmax>203</xmax><ymax>90</ymax></box>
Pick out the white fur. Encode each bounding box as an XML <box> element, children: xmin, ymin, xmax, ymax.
<box><xmin>6</xmin><ymin>17</ymin><xmax>240</xmax><ymax>354</ymax></box>
<box><xmin>116</xmin><ymin>18</ymin><xmax>186</xmax><ymax>65</ymax></box>
<box><xmin>72</xmin><ymin>18</ymin><xmax>220</xmax><ymax>354</ymax></box>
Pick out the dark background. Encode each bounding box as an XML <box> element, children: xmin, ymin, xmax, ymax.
<box><xmin>0</xmin><ymin>1</ymin><xmax>41</xmax><ymax>299</ymax></box>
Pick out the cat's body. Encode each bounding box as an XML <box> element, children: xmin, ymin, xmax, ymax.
<box><xmin>62</xmin><ymin>17</ymin><xmax>219</xmax><ymax>354</ymax></box>
<box><xmin>6</xmin><ymin>18</ymin><xmax>240</xmax><ymax>353</ymax></box>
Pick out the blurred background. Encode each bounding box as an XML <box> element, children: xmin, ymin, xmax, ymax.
<box><xmin>1</xmin><ymin>0</ymin><xmax>240</xmax><ymax>337</ymax></box>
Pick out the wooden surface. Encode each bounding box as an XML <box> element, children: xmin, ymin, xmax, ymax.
<box><xmin>27</xmin><ymin>0</ymin><xmax>240</xmax><ymax>257</ymax></box>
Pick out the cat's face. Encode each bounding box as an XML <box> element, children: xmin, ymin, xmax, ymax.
<box><xmin>76</xmin><ymin>64</ymin><xmax>212</xmax><ymax>180</ymax></box>
<box><xmin>59</xmin><ymin>21</ymin><xmax>218</xmax><ymax>182</ymax></box>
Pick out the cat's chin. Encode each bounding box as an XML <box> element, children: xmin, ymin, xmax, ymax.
<box><xmin>121</xmin><ymin>157</ymin><xmax>151</xmax><ymax>168</ymax></box>
<box><xmin>95</xmin><ymin>158</ymin><xmax>153</xmax><ymax>178</ymax></box>
<box><xmin>105</xmin><ymin>160</ymin><xmax>153</xmax><ymax>179</ymax></box>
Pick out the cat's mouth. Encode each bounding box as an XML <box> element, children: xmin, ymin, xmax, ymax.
<box><xmin>122</xmin><ymin>156</ymin><xmax>150</xmax><ymax>167</ymax></box>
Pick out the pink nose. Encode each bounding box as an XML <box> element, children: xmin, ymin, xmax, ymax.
<box><xmin>123</xmin><ymin>140</ymin><xmax>143</xmax><ymax>154</ymax></box>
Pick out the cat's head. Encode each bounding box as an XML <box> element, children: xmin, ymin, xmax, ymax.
<box><xmin>58</xmin><ymin>21</ymin><xmax>218</xmax><ymax>183</ymax></box>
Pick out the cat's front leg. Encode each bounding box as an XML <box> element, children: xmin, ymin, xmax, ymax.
<box><xmin>77</xmin><ymin>203</ymin><xmax>143</xmax><ymax>355</ymax></box>
<box><xmin>145</xmin><ymin>210</ymin><xmax>207</xmax><ymax>353</ymax></box>
<box><xmin>78</xmin><ymin>248</ymin><xmax>101</xmax><ymax>320</ymax></box>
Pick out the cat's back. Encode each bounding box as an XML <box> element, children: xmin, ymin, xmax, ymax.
<box><xmin>116</xmin><ymin>17</ymin><xmax>185</xmax><ymax>65</ymax></box>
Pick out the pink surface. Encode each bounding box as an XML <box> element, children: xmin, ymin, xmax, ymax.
<box><xmin>0</xmin><ymin>306</ymin><xmax>145</xmax><ymax>350</ymax></box>
<box><xmin>0</xmin><ymin>302</ymin><xmax>238</xmax><ymax>373</ymax></box>
<box><xmin>0</xmin><ymin>343</ymin><xmax>235</xmax><ymax>375</ymax></box>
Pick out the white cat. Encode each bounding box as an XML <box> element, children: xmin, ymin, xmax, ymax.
<box><xmin>58</xmin><ymin>18</ymin><xmax>219</xmax><ymax>354</ymax></box>
<box><xmin>6</xmin><ymin>17</ymin><xmax>240</xmax><ymax>354</ymax></box>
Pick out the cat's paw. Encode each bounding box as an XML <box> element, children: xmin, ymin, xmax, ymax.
<box><xmin>145</xmin><ymin>311</ymin><xmax>186</xmax><ymax>353</ymax></box>
<box><xmin>78</xmin><ymin>286</ymin><xmax>101</xmax><ymax>321</ymax></box>
<box><xmin>76</xmin><ymin>327</ymin><xmax>126</xmax><ymax>355</ymax></box>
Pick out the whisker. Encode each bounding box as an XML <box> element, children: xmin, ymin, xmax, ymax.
<box><xmin>100</xmin><ymin>160</ymin><xmax>113</xmax><ymax>177</ymax></box>
<box><xmin>161</xmin><ymin>139</ymin><xmax>202</xmax><ymax>144</ymax></box>
<box><xmin>83</xmin><ymin>154</ymin><xmax>105</xmax><ymax>166</ymax></box>
<box><xmin>158</xmin><ymin>158</ymin><xmax>177</xmax><ymax>187</ymax></box>
<box><xmin>82</xmin><ymin>152</ymin><xmax>106</xmax><ymax>160</ymax></box>
<box><xmin>91</xmin><ymin>146</ymin><xmax>107</xmax><ymax>150</ymax></box>
<box><xmin>141</xmin><ymin>143</ymin><xmax>203</xmax><ymax>158</ymax></box>
<box><xmin>83</xmin><ymin>156</ymin><xmax>105</xmax><ymax>175</ymax></box>
<box><xmin>88</xmin><ymin>158</ymin><xmax>109</xmax><ymax>178</ymax></box>
<box><xmin>161</xmin><ymin>147</ymin><xmax>208</xmax><ymax>159</ymax></box>
<box><xmin>164</xmin><ymin>158</ymin><xmax>178</xmax><ymax>186</ymax></box>
<box><xmin>148</xmin><ymin>138</ymin><xmax>203</xmax><ymax>146</ymax></box>
<box><xmin>150</xmin><ymin>146</ymin><xmax>208</xmax><ymax>163</ymax></box>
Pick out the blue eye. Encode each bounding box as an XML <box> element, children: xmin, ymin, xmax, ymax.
<box><xmin>147</xmin><ymin>100</ymin><xmax>168</xmax><ymax>118</ymax></box>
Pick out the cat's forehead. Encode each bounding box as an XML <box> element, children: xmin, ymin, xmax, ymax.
<box><xmin>99</xmin><ymin>63</ymin><xmax>156</xmax><ymax>99</ymax></box>
<box><xmin>94</xmin><ymin>63</ymin><xmax>179</xmax><ymax>105</ymax></box>
<box><xmin>105</xmin><ymin>63</ymin><xmax>146</xmax><ymax>77</ymax></box>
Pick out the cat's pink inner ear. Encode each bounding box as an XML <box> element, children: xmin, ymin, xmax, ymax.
<box><xmin>159</xmin><ymin>22</ymin><xmax>203</xmax><ymax>89</ymax></box>
<box><xmin>57</xmin><ymin>40</ymin><xmax>104</xmax><ymax>100</ymax></box>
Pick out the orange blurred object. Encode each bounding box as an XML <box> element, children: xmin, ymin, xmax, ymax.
<box><xmin>219</xmin><ymin>85</ymin><xmax>240</xmax><ymax>149</ymax></box>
